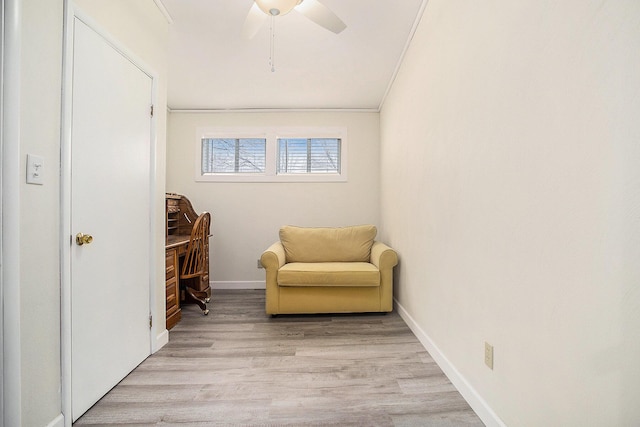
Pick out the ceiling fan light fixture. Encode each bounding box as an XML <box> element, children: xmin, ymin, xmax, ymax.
<box><xmin>255</xmin><ymin>0</ymin><xmax>301</xmax><ymax>17</ymax></box>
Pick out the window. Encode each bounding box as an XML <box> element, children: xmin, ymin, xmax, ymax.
<box><xmin>196</xmin><ymin>127</ymin><xmax>347</xmax><ymax>182</ymax></box>
<box><xmin>277</xmin><ymin>138</ymin><xmax>340</xmax><ymax>174</ymax></box>
<box><xmin>201</xmin><ymin>138</ymin><xmax>266</xmax><ymax>173</ymax></box>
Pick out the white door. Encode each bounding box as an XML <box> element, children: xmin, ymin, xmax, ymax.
<box><xmin>70</xmin><ymin>18</ymin><xmax>152</xmax><ymax>421</ymax></box>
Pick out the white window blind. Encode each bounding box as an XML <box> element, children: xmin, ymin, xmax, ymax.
<box><xmin>277</xmin><ymin>138</ymin><xmax>341</xmax><ymax>174</ymax></box>
<box><xmin>196</xmin><ymin>126</ymin><xmax>347</xmax><ymax>182</ymax></box>
<box><xmin>201</xmin><ymin>138</ymin><xmax>266</xmax><ymax>174</ymax></box>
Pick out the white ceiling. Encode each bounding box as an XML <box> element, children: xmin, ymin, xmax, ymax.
<box><xmin>160</xmin><ymin>0</ymin><xmax>425</xmax><ymax>111</ymax></box>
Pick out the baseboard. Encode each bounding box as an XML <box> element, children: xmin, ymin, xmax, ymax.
<box><xmin>153</xmin><ymin>328</ymin><xmax>169</xmax><ymax>352</ymax></box>
<box><xmin>45</xmin><ymin>413</ymin><xmax>65</xmax><ymax>427</ymax></box>
<box><xmin>211</xmin><ymin>281</ymin><xmax>266</xmax><ymax>290</ymax></box>
<box><xmin>394</xmin><ymin>299</ymin><xmax>506</xmax><ymax>427</ymax></box>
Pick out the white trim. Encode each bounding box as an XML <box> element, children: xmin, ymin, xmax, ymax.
<box><xmin>0</xmin><ymin>3</ymin><xmax>4</xmax><ymax>425</ymax></box>
<box><xmin>2</xmin><ymin>1</ymin><xmax>21</xmax><ymax>426</ymax></box>
<box><xmin>154</xmin><ymin>328</ymin><xmax>169</xmax><ymax>349</ymax></box>
<box><xmin>378</xmin><ymin>0</ymin><xmax>430</xmax><ymax>111</ymax></box>
<box><xmin>146</xmin><ymin>26</ymin><xmax>165</xmax><ymax>356</ymax></box>
<box><xmin>198</xmin><ymin>173</ymin><xmax>346</xmax><ymax>183</ymax></box>
<box><xmin>394</xmin><ymin>299</ymin><xmax>506</xmax><ymax>427</ymax></box>
<box><xmin>60</xmin><ymin>4</ymin><xmax>161</xmax><ymax>424</ymax></box>
<box><xmin>169</xmin><ymin>107</ymin><xmax>378</xmax><ymax>114</ymax></box>
<box><xmin>44</xmin><ymin>414</ymin><xmax>65</xmax><ymax>427</ymax></box>
<box><xmin>152</xmin><ymin>0</ymin><xmax>173</xmax><ymax>24</ymax></box>
<box><xmin>60</xmin><ymin>3</ymin><xmax>73</xmax><ymax>423</ymax></box>
<box><xmin>212</xmin><ymin>281</ymin><xmax>266</xmax><ymax>290</ymax></box>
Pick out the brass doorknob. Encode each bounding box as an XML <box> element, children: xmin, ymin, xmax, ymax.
<box><xmin>76</xmin><ymin>233</ymin><xmax>94</xmax><ymax>246</ymax></box>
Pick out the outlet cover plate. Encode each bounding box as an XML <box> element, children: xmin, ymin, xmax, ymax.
<box><xmin>485</xmin><ymin>342</ymin><xmax>494</xmax><ymax>370</ymax></box>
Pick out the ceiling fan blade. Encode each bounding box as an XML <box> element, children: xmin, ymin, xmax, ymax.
<box><xmin>241</xmin><ymin>3</ymin><xmax>268</xmax><ymax>40</ymax></box>
<box><xmin>295</xmin><ymin>0</ymin><xmax>346</xmax><ymax>34</ymax></box>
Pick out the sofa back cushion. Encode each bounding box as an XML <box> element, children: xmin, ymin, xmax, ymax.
<box><xmin>279</xmin><ymin>225</ymin><xmax>377</xmax><ymax>263</ymax></box>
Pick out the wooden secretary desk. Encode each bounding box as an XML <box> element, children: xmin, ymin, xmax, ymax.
<box><xmin>165</xmin><ymin>193</ymin><xmax>212</xmax><ymax>329</ymax></box>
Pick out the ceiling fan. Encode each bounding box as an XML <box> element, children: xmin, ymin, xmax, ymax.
<box><xmin>241</xmin><ymin>0</ymin><xmax>347</xmax><ymax>39</ymax></box>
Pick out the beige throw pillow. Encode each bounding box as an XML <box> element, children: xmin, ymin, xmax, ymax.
<box><xmin>279</xmin><ymin>225</ymin><xmax>377</xmax><ymax>263</ymax></box>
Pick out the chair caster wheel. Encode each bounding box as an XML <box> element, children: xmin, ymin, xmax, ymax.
<box><xmin>203</xmin><ymin>309</ymin><xmax>209</xmax><ymax>315</ymax></box>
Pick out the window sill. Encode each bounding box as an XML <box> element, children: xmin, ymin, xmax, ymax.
<box><xmin>195</xmin><ymin>173</ymin><xmax>347</xmax><ymax>183</ymax></box>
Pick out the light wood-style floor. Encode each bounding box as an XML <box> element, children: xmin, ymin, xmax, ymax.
<box><xmin>75</xmin><ymin>290</ymin><xmax>484</xmax><ymax>426</ymax></box>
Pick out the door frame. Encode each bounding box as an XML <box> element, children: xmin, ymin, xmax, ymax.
<box><xmin>2</xmin><ymin>1</ymin><xmax>22</xmax><ymax>426</ymax></box>
<box><xmin>60</xmin><ymin>3</ymin><xmax>160</xmax><ymax>424</ymax></box>
<box><xmin>1</xmin><ymin>3</ymin><xmax>5</xmax><ymax>425</ymax></box>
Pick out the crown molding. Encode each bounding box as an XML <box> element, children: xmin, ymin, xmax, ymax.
<box><xmin>378</xmin><ymin>0</ymin><xmax>430</xmax><ymax>111</ymax></box>
<box><xmin>167</xmin><ymin>107</ymin><xmax>380</xmax><ymax>114</ymax></box>
<box><xmin>153</xmin><ymin>0</ymin><xmax>172</xmax><ymax>24</ymax></box>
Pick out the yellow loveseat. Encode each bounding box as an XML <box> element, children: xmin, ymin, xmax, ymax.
<box><xmin>260</xmin><ymin>225</ymin><xmax>398</xmax><ymax>315</ymax></box>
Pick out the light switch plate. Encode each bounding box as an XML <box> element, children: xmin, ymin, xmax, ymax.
<box><xmin>26</xmin><ymin>154</ymin><xmax>44</xmax><ymax>185</ymax></box>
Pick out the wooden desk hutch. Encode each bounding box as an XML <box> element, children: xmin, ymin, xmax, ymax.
<box><xmin>165</xmin><ymin>193</ymin><xmax>211</xmax><ymax>329</ymax></box>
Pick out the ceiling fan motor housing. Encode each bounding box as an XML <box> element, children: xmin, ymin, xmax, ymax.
<box><xmin>255</xmin><ymin>0</ymin><xmax>301</xmax><ymax>16</ymax></box>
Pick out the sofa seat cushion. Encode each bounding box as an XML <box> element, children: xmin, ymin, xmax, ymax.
<box><xmin>278</xmin><ymin>262</ymin><xmax>380</xmax><ymax>287</ymax></box>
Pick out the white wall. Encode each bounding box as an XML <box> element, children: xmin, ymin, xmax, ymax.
<box><xmin>19</xmin><ymin>1</ymin><xmax>64</xmax><ymax>425</ymax></box>
<box><xmin>11</xmin><ymin>1</ymin><xmax>168</xmax><ymax>426</ymax></box>
<box><xmin>380</xmin><ymin>0</ymin><xmax>640</xmax><ymax>426</ymax></box>
<box><xmin>167</xmin><ymin>112</ymin><xmax>380</xmax><ymax>286</ymax></box>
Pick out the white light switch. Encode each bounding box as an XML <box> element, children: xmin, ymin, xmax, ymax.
<box><xmin>26</xmin><ymin>154</ymin><xmax>44</xmax><ymax>185</ymax></box>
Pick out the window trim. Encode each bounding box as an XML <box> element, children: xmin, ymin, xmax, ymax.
<box><xmin>195</xmin><ymin>126</ymin><xmax>348</xmax><ymax>183</ymax></box>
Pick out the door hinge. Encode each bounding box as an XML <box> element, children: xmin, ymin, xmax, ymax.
<box><xmin>149</xmin><ymin>314</ymin><xmax>153</xmax><ymax>328</ymax></box>
<box><xmin>150</xmin><ymin>105</ymin><xmax>154</xmax><ymax>117</ymax></box>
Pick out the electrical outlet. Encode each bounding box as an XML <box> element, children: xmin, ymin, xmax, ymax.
<box><xmin>485</xmin><ymin>342</ymin><xmax>494</xmax><ymax>370</ymax></box>
<box><xmin>257</xmin><ymin>259</ymin><xmax>263</xmax><ymax>269</ymax></box>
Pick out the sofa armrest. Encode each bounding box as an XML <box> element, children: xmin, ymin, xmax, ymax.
<box><xmin>261</xmin><ymin>241</ymin><xmax>286</xmax><ymax>270</ymax></box>
<box><xmin>370</xmin><ymin>241</ymin><xmax>398</xmax><ymax>270</ymax></box>
<box><xmin>261</xmin><ymin>242</ymin><xmax>286</xmax><ymax>315</ymax></box>
<box><xmin>370</xmin><ymin>241</ymin><xmax>398</xmax><ymax>312</ymax></box>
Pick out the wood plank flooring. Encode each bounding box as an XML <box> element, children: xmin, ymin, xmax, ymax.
<box><xmin>75</xmin><ymin>290</ymin><xmax>484</xmax><ymax>426</ymax></box>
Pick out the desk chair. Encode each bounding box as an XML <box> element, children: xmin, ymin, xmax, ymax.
<box><xmin>180</xmin><ymin>211</ymin><xmax>211</xmax><ymax>315</ymax></box>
